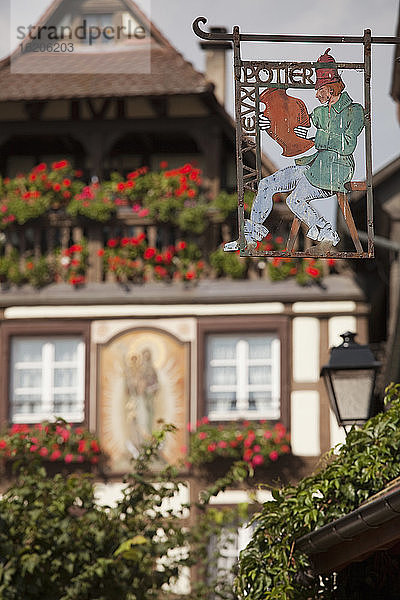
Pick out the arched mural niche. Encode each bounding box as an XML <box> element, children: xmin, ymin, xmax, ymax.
<box><xmin>98</xmin><ymin>327</ymin><xmax>189</xmax><ymax>473</ymax></box>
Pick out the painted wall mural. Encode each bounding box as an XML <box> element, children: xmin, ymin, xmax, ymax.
<box><xmin>98</xmin><ymin>328</ymin><xmax>188</xmax><ymax>473</ymax></box>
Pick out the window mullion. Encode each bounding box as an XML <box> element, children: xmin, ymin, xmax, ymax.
<box><xmin>42</xmin><ymin>342</ymin><xmax>54</xmax><ymax>417</ymax></box>
<box><xmin>236</xmin><ymin>340</ymin><xmax>248</xmax><ymax>411</ymax></box>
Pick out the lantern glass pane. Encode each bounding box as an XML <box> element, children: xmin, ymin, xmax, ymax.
<box><xmin>331</xmin><ymin>369</ymin><xmax>374</xmax><ymax>422</ymax></box>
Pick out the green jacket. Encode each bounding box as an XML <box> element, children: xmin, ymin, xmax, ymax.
<box><xmin>295</xmin><ymin>91</ymin><xmax>365</xmax><ymax>193</ymax></box>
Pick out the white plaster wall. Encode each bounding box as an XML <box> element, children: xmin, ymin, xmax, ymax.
<box><xmin>293</xmin><ymin>301</ymin><xmax>356</xmax><ymax>314</ymax></box>
<box><xmin>328</xmin><ymin>315</ymin><xmax>357</xmax><ymax>348</ymax></box>
<box><xmin>209</xmin><ymin>489</ymin><xmax>273</xmax><ymax>505</ymax></box>
<box><xmin>290</xmin><ymin>391</ymin><xmax>320</xmax><ymax>456</ymax></box>
<box><xmin>94</xmin><ymin>481</ymin><xmax>126</xmax><ymax>507</ymax></box>
<box><xmin>329</xmin><ymin>409</ymin><xmax>347</xmax><ymax>450</ymax></box>
<box><xmin>95</xmin><ymin>481</ymin><xmax>190</xmax><ymax>518</ymax></box>
<box><xmin>91</xmin><ymin>317</ymin><xmax>197</xmax><ymax>345</ymax></box>
<box><xmin>4</xmin><ymin>302</ymin><xmax>284</xmax><ymax>319</ymax></box>
<box><xmin>293</xmin><ymin>317</ymin><xmax>320</xmax><ymax>382</ymax></box>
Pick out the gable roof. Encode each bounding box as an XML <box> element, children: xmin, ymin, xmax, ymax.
<box><xmin>0</xmin><ymin>48</ymin><xmax>210</xmax><ymax>101</ymax></box>
<box><xmin>0</xmin><ymin>0</ymin><xmax>212</xmax><ymax>101</ymax></box>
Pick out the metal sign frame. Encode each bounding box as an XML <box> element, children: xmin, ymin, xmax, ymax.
<box><xmin>193</xmin><ymin>19</ymin><xmax>399</xmax><ymax>260</ymax></box>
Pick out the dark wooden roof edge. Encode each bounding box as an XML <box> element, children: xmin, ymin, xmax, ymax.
<box><xmin>372</xmin><ymin>153</ymin><xmax>400</xmax><ymax>188</ymax></box>
<box><xmin>349</xmin><ymin>153</ymin><xmax>400</xmax><ymax>203</ymax></box>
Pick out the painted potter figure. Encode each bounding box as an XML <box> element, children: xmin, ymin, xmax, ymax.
<box><xmin>224</xmin><ymin>49</ymin><xmax>365</xmax><ymax>251</ymax></box>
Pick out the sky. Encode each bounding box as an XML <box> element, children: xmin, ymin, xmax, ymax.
<box><xmin>0</xmin><ymin>0</ymin><xmax>399</xmax><ymax>173</ymax></box>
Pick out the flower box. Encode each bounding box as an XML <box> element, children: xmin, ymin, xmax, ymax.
<box><xmin>0</xmin><ymin>420</ymin><xmax>103</xmax><ymax>479</ymax></box>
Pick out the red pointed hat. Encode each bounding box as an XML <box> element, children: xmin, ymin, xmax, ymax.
<box><xmin>315</xmin><ymin>48</ymin><xmax>342</xmax><ymax>89</ymax></box>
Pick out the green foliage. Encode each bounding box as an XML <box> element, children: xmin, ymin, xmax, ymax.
<box><xmin>210</xmin><ymin>248</ymin><xmax>248</xmax><ymax>279</ymax></box>
<box><xmin>24</xmin><ymin>256</ymin><xmax>54</xmax><ymax>288</ymax></box>
<box><xmin>177</xmin><ymin>203</ymin><xmax>209</xmax><ymax>234</ymax></box>
<box><xmin>66</xmin><ymin>183</ymin><xmax>116</xmax><ymax>222</ymax></box>
<box><xmin>0</xmin><ymin>250</ymin><xmax>23</xmax><ymax>285</ymax></box>
<box><xmin>0</xmin><ymin>423</ymin><xmax>248</xmax><ymax>600</ymax></box>
<box><xmin>212</xmin><ymin>191</ymin><xmax>255</xmax><ymax>221</ymax></box>
<box><xmin>212</xmin><ymin>191</ymin><xmax>239</xmax><ymax>220</ymax></box>
<box><xmin>236</xmin><ymin>383</ymin><xmax>400</xmax><ymax>600</ymax></box>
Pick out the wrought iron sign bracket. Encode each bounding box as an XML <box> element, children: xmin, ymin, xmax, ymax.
<box><xmin>194</xmin><ymin>17</ymin><xmax>400</xmax><ymax>260</ymax></box>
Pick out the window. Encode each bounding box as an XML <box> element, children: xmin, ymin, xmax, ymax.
<box><xmin>82</xmin><ymin>14</ymin><xmax>113</xmax><ymax>44</ymax></box>
<box><xmin>10</xmin><ymin>337</ymin><xmax>85</xmax><ymax>423</ymax></box>
<box><xmin>205</xmin><ymin>334</ymin><xmax>280</xmax><ymax>420</ymax></box>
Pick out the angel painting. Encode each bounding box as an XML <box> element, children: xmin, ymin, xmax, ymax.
<box><xmin>125</xmin><ymin>347</ymin><xmax>160</xmax><ymax>449</ymax></box>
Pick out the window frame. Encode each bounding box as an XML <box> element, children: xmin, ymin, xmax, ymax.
<box><xmin>197</xmin><ymin>316</ymin><xmax>290</xmax><ymax>427</ymax></box>
<box><xmin>0</xmin><ymin>320</ymin><xmax>90</xmax><ymax>426</ymax></box>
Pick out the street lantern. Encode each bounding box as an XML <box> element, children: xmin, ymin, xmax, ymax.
<box><xmin>321</xmin><ymin>332</ymin><xmax>381</xmax><ymax>429</ymax></box>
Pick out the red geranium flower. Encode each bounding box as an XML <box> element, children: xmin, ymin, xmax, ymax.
<box><xmin>306</xmin><ymin>266</ymin><xmax>320</xmax><ymax>278</ymax></box>
<box><xmin>144</xmin><ymin>247</ymin><xmax>156</xmax><ymax>260</ymax></box>
<box><xmin>252</xmin><ymin>454</ymin><xmax>264</xmax><ymax>467</ymax></box>
<box><xmin>243</xmin><ymin>448</ymin><xmax>253</xmax><ymax>462</ymax></box>
<box><xmin>52</xmin><ymin>160</ymin><xmax>68</xmax><ymax>170</ymax></box>
<box><xmin>269</xmin><ymin>450</ymin><xmax>279</xmax><ymax>461</ymax></box>
<box><xmin>50</xmin><ymin>449</ymin><xmax>62</xmax><ymax>461</ymax></box>
<box><xmin>90</xmin><ymin>440</ymin><xmax>100</xmax><ymax>453</ymax></box>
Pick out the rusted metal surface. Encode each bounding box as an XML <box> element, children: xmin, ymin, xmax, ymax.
<box><xmin>192</xmin><ymin>18</ymin><xmax>400</xmax><ymax>260</ymax></box>
<box><xmin>363</xmin><ymin>29</ymin><xmax>375</xmax><ymax>258</ymax></box>
<box><xmin>193</xmin><ymin>18</ymin><xmax>400</xmax><ymax>45</ymax></box>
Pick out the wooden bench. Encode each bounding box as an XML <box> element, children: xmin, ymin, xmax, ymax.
<box><xmin>286</xmin><ymin>181</ymin><xmax>367</xmax><ymax>253</ymax></box>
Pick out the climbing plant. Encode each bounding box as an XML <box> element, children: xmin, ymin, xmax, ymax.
<box><xmin>235</xmin><ymin>383</ymin><xmax>400</xmax><ymax>600</ymax></box>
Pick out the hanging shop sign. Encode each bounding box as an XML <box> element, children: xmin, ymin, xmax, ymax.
<box><xmin>193</xmin><ymin>20</ymin><xmax>396</xmax><ymax>259</ymax></box>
